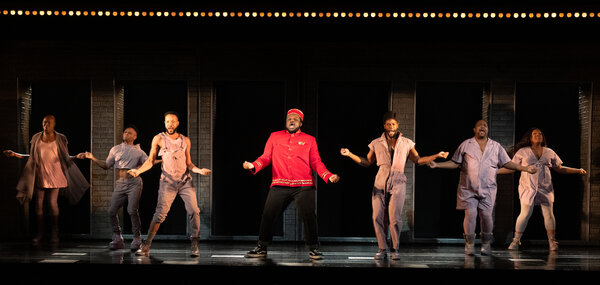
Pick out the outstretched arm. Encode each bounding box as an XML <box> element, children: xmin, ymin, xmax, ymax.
<box><xmin>552</xmin><ymin>165</ymin><xmax>586</xmax><ymax>175</ymax></box>
<box><xmin>428</xmin><ymin>160</ymin><xmax>460</xmax><ymax>169</ymax></box>
<box><xmin>409</xmin><ymin>148</ymin><xmax>449</xmax><ymax>166</ymax></box>
<box><xmin>184</xmin><ymin>137</ymin><xmax>211</xmax><ymax>176</ymax></box>
<box><xmin>3</xmin><ymin>150</ymin><xmax>29</xmax><ymax>159</ymax></box>
<box><xmin>502</xmin><ymin>161</ymin><xmax>537</xmax><ymax>174</ymax></box>
<box><xmin>497</xmin><ymin>167</ymin><xmax>516</xmax><ymax>175</ymax></box>
<box><xmin>340</xmin><ymin>148</ymin><xmax>375</xmax><ymax>167</ymax></box>
<box><xmin>77</xmin><ymin>152</ymin><xmax>109</xmax><ymax>169</ymax></box>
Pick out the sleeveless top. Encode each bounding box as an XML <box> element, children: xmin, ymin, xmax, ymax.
<box><xmin>158</xmin><ymin>132</ymin><xmax>190</xmax><ymax>181</ymax></box>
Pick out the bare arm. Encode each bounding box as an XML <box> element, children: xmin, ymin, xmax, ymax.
<box><xmin>552</xmin><ymin>165</ymin><xmax>587</xmax><ymax>175</ymax></box>
<box><xmin>78</xmin><ymin>152</ymin><xmax>109</xmax><ymax>169</ymax></box>
<box><xmin>410</xmin><ymin>148</ymin><xmax>449</xmax><ymax>165</ymax></box>
<box><xmin>428</xmin><ymin>160</ymin><xmax>460</xmax><ymax>169</ymax></box>
<box><xmin>3</xmin><ymin>150</ymin><xmax>29</xmax><ymax>159</ymax></box>
<box><xmin>502</xmin><ymin>161</ymin><xmax>537</xmax><ymax>174</ymax></box>
<box><xmin>340</xmin><ymin>148</ymin><xmax>375</xmax><ymax>167</ymax></box>
<box><xmin>497</xmin><ymin>167</ymin><xmax>515</xmax><ymax>175</ymax></box>
<box><xmin>184</xmin><ymin>137</ymin><xmax>211</xmax><ymax>176</ymax></box>
<box><xmin>128</xmin><ymin>135</ymin><xmax>161</xmax><ymax>177</ymax></box>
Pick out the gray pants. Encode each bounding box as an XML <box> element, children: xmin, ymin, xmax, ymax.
<box><xmin>152</xmin><ymin>175</ymin><xmax>200</xmax><ymax>238</ymax></box>
<box><xmin>109</xmin><ymin>177</ymin><xmax>143</xmax><ymax>237</ymax></box>
<box><xmin>372</xmin><ymin>184</ymin><xmax>406</xmax><ymax>251</ymax></box>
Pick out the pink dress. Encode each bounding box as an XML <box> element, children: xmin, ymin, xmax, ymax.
<box><xmin>512</xmin><ymin>147</ymin><xmax>562</xmax><ymax>206</ymax></box>
<box><xmin>35</xmin><ymin>140</ymin><xmax>68</xmax><ymax>189</ymax></box>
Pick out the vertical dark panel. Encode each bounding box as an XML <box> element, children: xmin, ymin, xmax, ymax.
<box><xmin>515</xmin><ymin>83</ymin><xmax>582</xmax><ymax>240</ymax></box>
<box><xmin>316</xmin><ymin>81</ymin><xmax>389</xmax><ymax>237</ymax></box>
<box><xmin>30</xmin><ymin>81</ymin><xmax>91</xmax><ymax>235</ymax></box>
<box><xmin>414</xmin><ymin>82</ymin><xmax>484</xmax><ymax>238</ymax></box>
<box><xmin>212</xmin><ymin>81</ymin><xmax>285</xmax><ymax>236</ymax></box>
<box><xmin>123</xmin><ymin>81</ymin><xmax>188</xmax><ymax>236</ymax></box>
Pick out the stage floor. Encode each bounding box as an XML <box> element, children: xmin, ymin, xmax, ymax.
<box><xmin>2</xmin><ymin>239</ymin><xmax>600</xmax><ymax>283</ymax></box>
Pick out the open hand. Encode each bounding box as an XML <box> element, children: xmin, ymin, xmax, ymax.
<box><xmin>3</xmin><ymin>150</ymin><xmax>15</xmax><ymax>157</ymax></box>
<box><xmin>197</xmin><ymin>168</ymin><xmax>212</xmax><ymax>176</ymax></box>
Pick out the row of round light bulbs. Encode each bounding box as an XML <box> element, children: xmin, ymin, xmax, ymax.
<box><xmin>1</xmin><ymin>10</ymin><xmax>598</xmax><ymax>19</ymax></box>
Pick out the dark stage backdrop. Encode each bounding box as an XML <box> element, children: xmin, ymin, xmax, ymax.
<box><xmin>212</xmin><ymin>81</ymin><xmax>285</xmax><ymax>237</ymax></box>
<box><xmin>316</xmin><ymin>82</ymin><xmax>390</xmax><ymax>238</ymax></box>
<box><xmin>414</xmin><ymin>82</ymin><xmax>485</xmax><ymax>239</ymax></box>
<box><xmin>514</xmin><ymin>83</ymin><xmax>583</xmax><ymax>241</ymax></box>
<box><xmin>122</xmin><ymin>81</ymin><xmax>188</xmax><ymax>236</ymax></box>
<box><xmin>29</xmin><ymin>81</ymin><xmax>91</xmax><ymax>235</ymax></box>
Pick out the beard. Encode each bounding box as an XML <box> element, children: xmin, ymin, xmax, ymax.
<box><xmin>385</xmin><ymin>130</ymin><xmax>399</xmax><ymax>139</ymax></box>
<box><xmin>166</xmin><ymin>128</ymin><xmax>177</xmax><ymax>135</ymax></box>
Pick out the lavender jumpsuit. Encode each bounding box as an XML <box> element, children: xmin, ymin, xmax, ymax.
<box><xmin>451</xmin><ymin>138</ymin><xmax>511</xmax><ymax>211</ymax></box>
<box><xmin>151</xmin><ymin>133</ymin><xmax>200</xmax><ymax>239</ymax></box>
<box><xmin>368</xmin><ymin>133</ymin><xmax>415</xmax><ymax>251</ymax></box>
<box><xmin>512</xmin><ymin>147</ymin><xmax>562</xmax><ymax>206</ymax></box>
<box><xmin>105</xmin><ymin>142</ymin><xmax>148</xmax><ymax>237</ymax></box>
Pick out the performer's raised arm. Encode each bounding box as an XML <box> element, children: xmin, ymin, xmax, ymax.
<box><xmin>340</xmin><ymin>148</ymin><xmax>375</xmax><ymax>167</ymax></box>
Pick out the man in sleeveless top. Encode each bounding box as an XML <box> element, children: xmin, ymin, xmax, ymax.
<box><xmin>77</xmin><ymin>125</ymin><xmax>149</xmax><ymax>251</ymax></box>
<box><xmin>340</xmin><ymin>111</ymin><xmax>449</xmax><ymax>260</ymax></box>
<box><xmin>243</xmin><ymin>108</ymin><xmax>340</xmax><ymax>260</ymax></box>
<box><xmin>4</xmin><ymin>115</ymin><xmax>89</xmax><ymax>245</ymax></box>
<box><xmin>428</xmin><ymin>120</ymin><xmax>537</xmax><ymax>255</ymax></box>
<box><xmin>129</xmin><ymin>111</ymin><xmax>211</xmax><ymax>257</ymax></box>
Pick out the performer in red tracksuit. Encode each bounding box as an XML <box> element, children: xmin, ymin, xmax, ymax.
<box><xmin>243</xmin><ymin>108</ymin><xmax>340</xmax><ymax>260</ymax></box>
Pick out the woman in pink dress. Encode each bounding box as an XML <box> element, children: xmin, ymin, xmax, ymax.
<box><xmin>4</xmin><ymin>115</ymin><xmax>89</xmax><ymax>245</ymax></box>
<box><xmin>499</xmin><ymin>128</ymin><xmax>586</xmax><ymax>251</ymax></box>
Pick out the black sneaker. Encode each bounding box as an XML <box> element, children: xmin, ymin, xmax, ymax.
<box><xmin>245</xmin><ymin>245</ymin><xmax>267</xmax><ymax>258</ymax></box>
<box><xmin>309</xmin><ymin>249</ymin><xmax>323</xmax><ymax>260</ymax></box>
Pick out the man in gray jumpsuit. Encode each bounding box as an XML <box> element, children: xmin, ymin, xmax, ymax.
<box><xmin>78</xmin><ymin>125</ymin><xmax>148</xmax><ymax>251</ymax></box>
<box><xmin>341</xmin><ymin>111</ymin><xmax>448</xmax><ymax>260</ymax></box>
<box><xmin>129</xmin><ymin>111</ymin><xmax>211</xmax><ymax>257</ymax></box>
<box><xmin>429</xmin><ymin>120</ymin><xmax>537</xmax><ymax>255</ymax></box>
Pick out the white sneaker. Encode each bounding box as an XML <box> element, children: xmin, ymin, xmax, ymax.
<box><xmin>374</xmin><ymin>249</ymin><xmax>387</xmax><ymax>260</ymax></box>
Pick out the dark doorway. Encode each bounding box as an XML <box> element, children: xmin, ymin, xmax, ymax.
<box><xmin>29</xmin><ymin>80</ymin><xmax>91</xmax><ymax>235</ymax></box>
<box><xmin>212</xmin><ymin>81</ymin><xmax>286</xmax><ymax>237</ymax></box>
<box><xmin>414</xmin><ymin>82</ymin><xmax>485</xmax><ymax>239</ymax></box>
<box><xmin>122</xmin><ymin>81</ymin><xmax>188</xmax><ymax>236</ymax></box>
<box><xmin>514</xmin><ymin>83</ymin><xmax>583</xmax><ymax>241</ymax></box>
<box><xmin>316</xmin><ymin>81</ymin><xmax>390</xmax><ymax>238</ymax></box>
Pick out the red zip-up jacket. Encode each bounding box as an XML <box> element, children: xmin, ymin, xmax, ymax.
<box><xmin>250</xmin><ymin>130</ymin><xmax>333</xmax><ymax>187</ymax></box>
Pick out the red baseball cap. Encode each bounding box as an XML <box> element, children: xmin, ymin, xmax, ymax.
<box><xmin>287</xmin><ymin>108</ymin><xmax>304</xmax><ymax>121</ymax></box>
